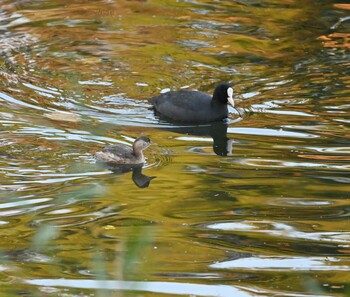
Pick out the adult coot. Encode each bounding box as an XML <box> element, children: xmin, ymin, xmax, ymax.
<box><xmin>149</xmin><ymin>83</ymin><xmax>236</xmax><ymax>123</ymax></box>
<box><xmin>95</xmin><ymin>136</ymin><xmax>150</xmax><ymax>165</ymax></box>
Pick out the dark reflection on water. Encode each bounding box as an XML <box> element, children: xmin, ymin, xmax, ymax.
<box><xmin>0</xmin><ymin>0</ymin><xmax>350</xmax><ymax>296</ymax></box>
<box><xmin>155</xmin><ymin>120</ymin><xmax>237</xmax><ymax>156</ymax></box>
<box><xmin>97</xmin><ymin>162</ymin><xmax>156</xmax><ymax>188</ymax></box>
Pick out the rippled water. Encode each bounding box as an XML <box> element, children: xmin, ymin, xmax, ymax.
<box><xmin>0</xmin><ymin>0</ymin><xmax>349</xmax><ymax>296</ymax></box>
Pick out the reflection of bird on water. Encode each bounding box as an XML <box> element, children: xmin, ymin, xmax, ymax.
<box><xmin>95</xmin><ymin>136</ymin><xmax>156</xmax><ymax>188</ymax></box>
<box><xmin>157</xmin><ymin>121</ymin><xmax>234</xmax><ymax>156</ymax></box>
<box><xmin>95</xmin><ymin>136</ymin><xmax>150</xmax><ymax>164</ymax></box>
<box><xmin>149</xmin><ymin>82</ymin><xmax>241</xmax><ymax>123</ymax></box>
<box><xmin>130</xmin><ymin>166</ymin><xmax>155</xmax><ymax>188</ymax></box>
<box><xmin>108</xmin><ymin>163</ymin><xmax>156</xmax><ymax>188</ymax></box>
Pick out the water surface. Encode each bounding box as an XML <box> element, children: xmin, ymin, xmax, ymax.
<box><xmin>0</xmin><ymin>0</ymin><xmax>349</xmax><ymax>296</ymax></box>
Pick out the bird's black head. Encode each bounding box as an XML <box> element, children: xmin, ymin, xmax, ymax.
<box><xmin>212</xmin><ymin>83</ymin><xmax>234</xmax><ymax>107</ymax></box>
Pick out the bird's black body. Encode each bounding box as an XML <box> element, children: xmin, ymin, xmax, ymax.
<box><xmin>149</xmin><ymin>83</ymin><xmax>233</xmax><ymax>123</ymax></box>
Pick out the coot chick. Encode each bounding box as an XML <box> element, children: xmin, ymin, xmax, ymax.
<box><xmin>149</xmin><ymin>83</ymin><xmax>236</xmax><ymax>123</ymax></box>
<box><xmin>95</xmin><ymin>136</ymin><xmax>150</xmax><ymax>165</ymax></box>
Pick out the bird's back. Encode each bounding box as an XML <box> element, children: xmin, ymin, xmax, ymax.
<box><xmin>150</xmin><ymin>90</ymin><xmax>222</xmax><ymax>122</ymax></box>
<box><xmin>95</xmin><ymin>144</ymin><xmax>135</xmax><ymax>164</ymax></box>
